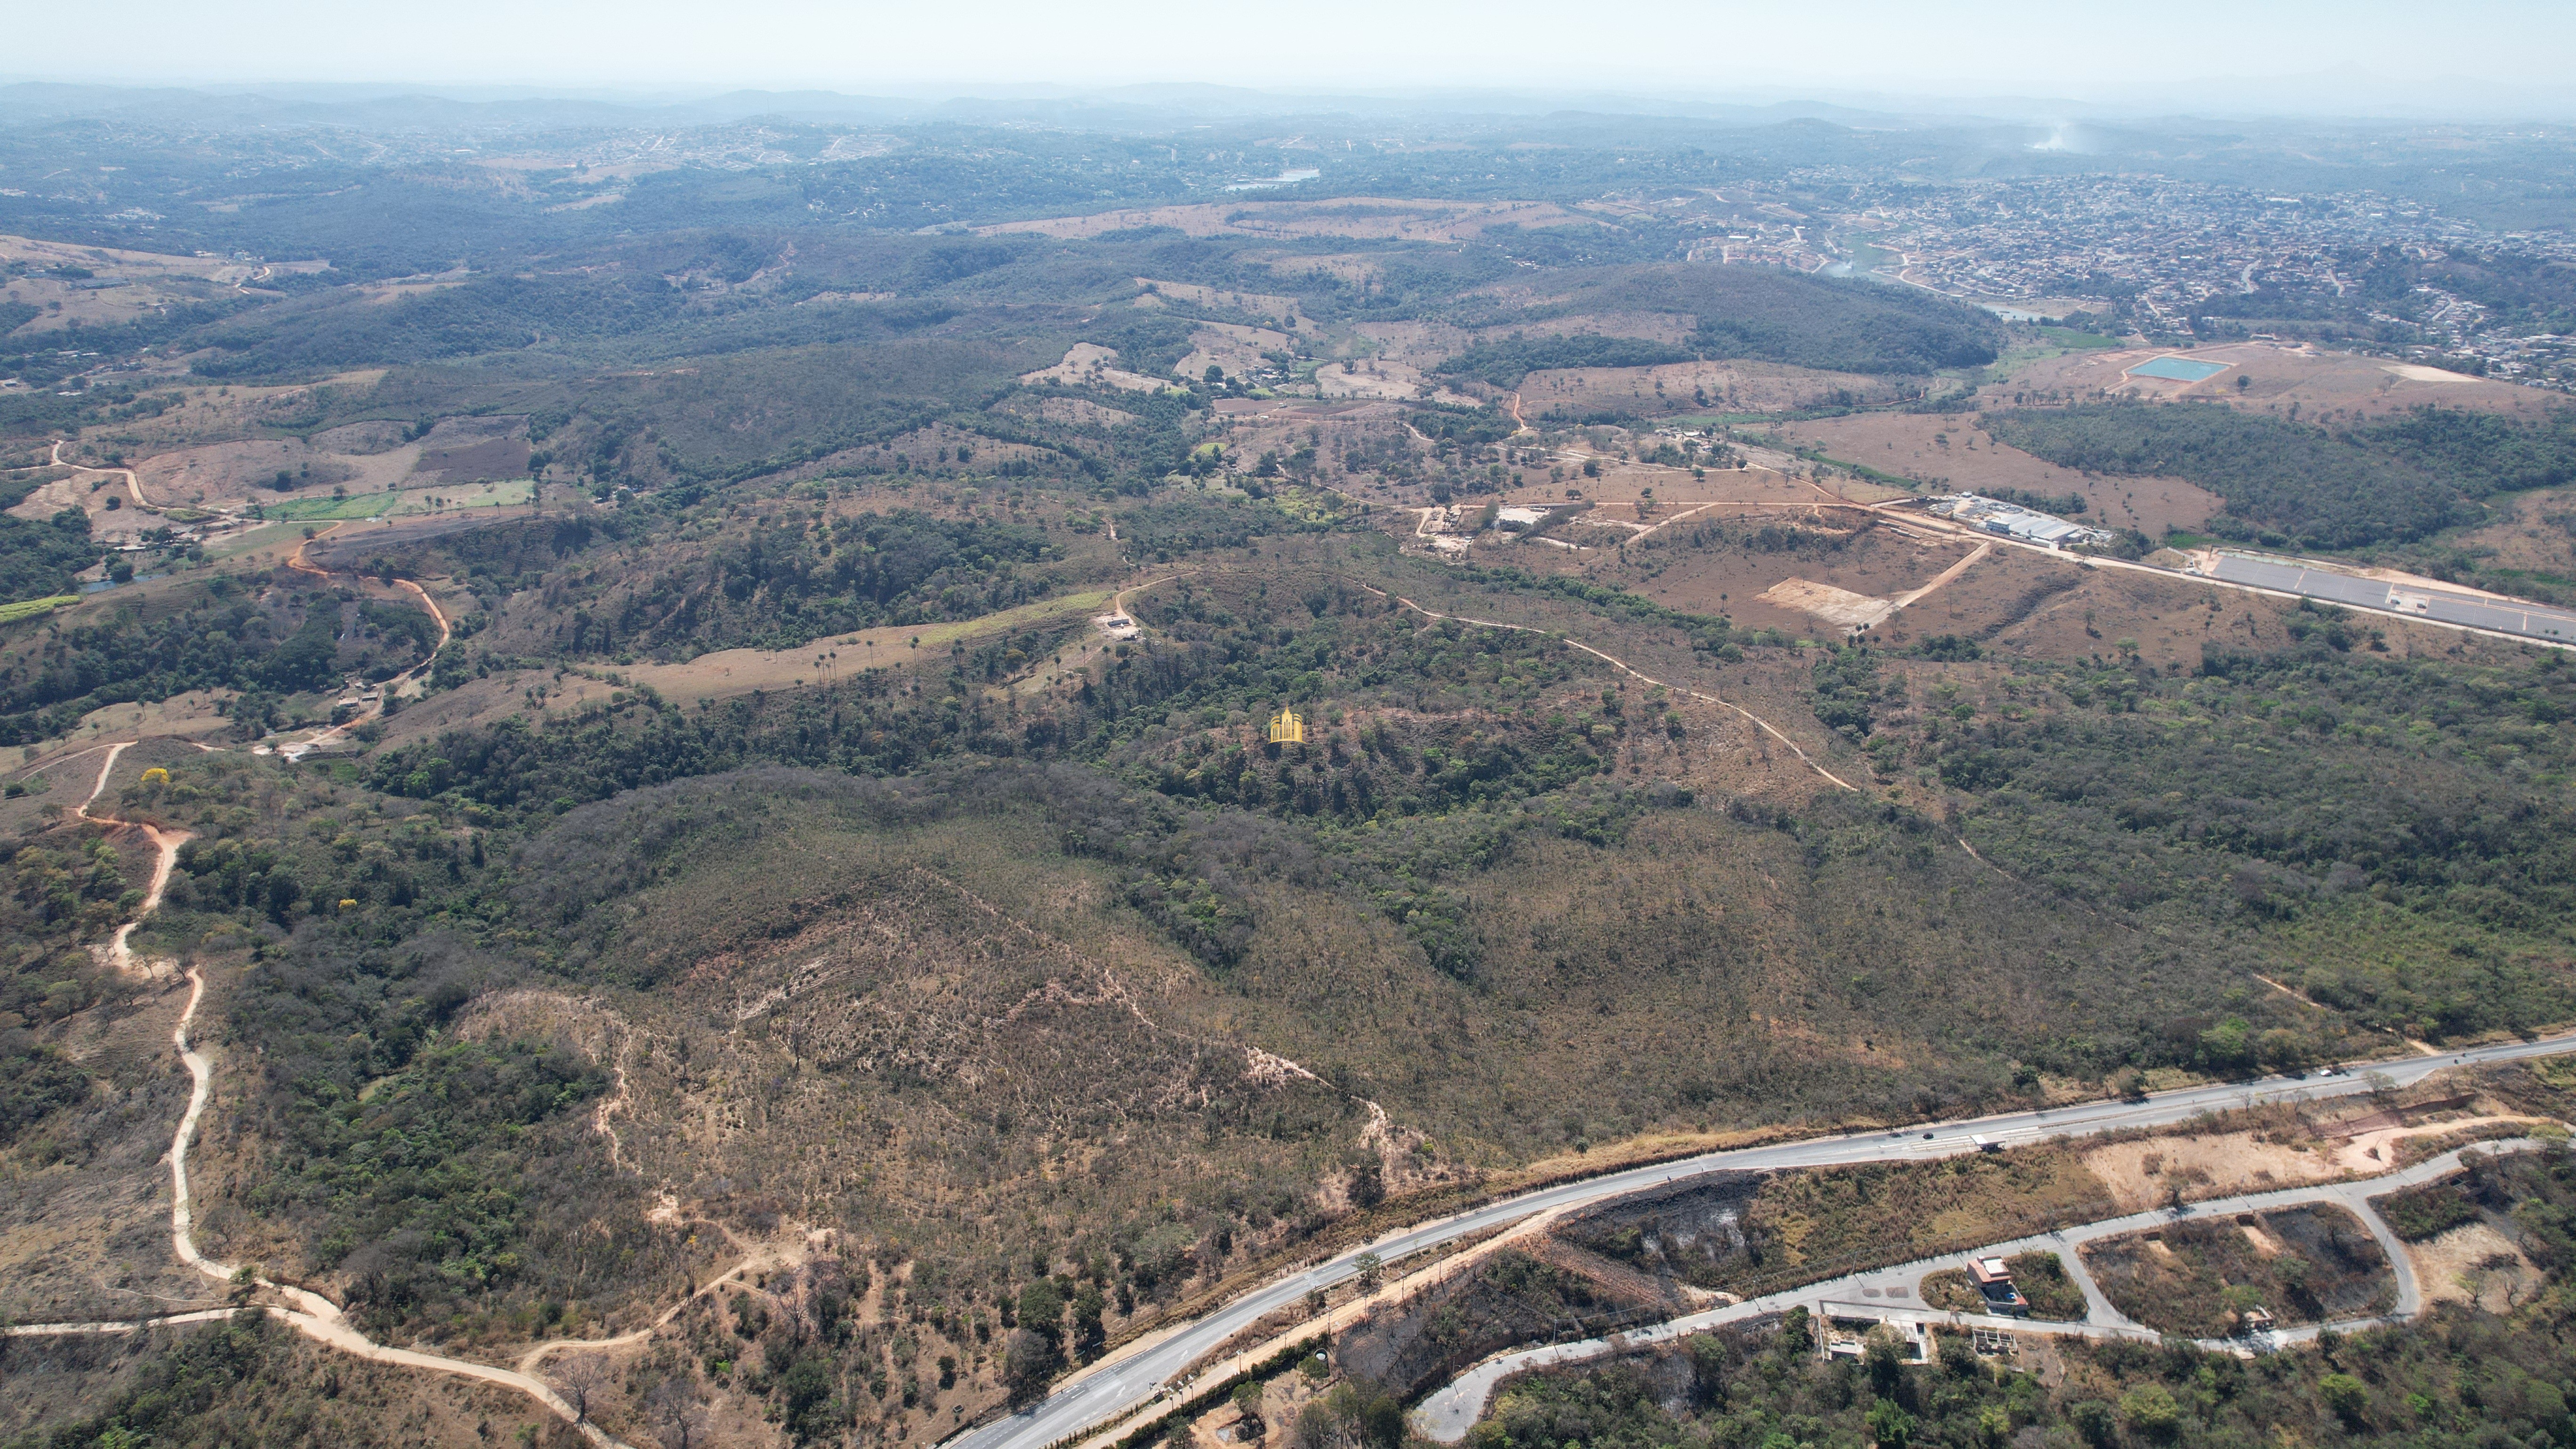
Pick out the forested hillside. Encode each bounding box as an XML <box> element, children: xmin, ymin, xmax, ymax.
<box><xmin>1986</xmin><ymin>402</ymin><xmax>2576</xmax><ymax>548</ymax></box>
<box><xmin>6</xmin><ymin>87</ymin><xmax>2576</xmax><ymax>1449</ymax></box>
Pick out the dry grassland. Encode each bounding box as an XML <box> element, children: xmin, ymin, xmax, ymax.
<box><xmin>1311</xmin><ymin>359</ymin><xmax>1473</xmax><ymax>404</ymax></box>
<box><xmin>7</xmin><ymin>470</ymin><xmax>159</xmax><ymax>547</ymax></box>
<box><xmin>1177</xmin><ymin>322</ymin><xmax>1298</xmax><ymax>381</ymax></box>
<box><xmin>2408</xmin><ymin>1220</ymin><xmax>2543</xmax><ymax>1312</ymax></box>
<box><xmin>1507</xmin><ymin>507</ymin><xmax>1971</xmax><ymax>637</ymax></box>
<box><xmin>1350</xmin><ymin>320</ymin><xmax>1474</xmax><ymax>369</ymax></box>
<box><xmin>1489</xmin><ymin>312</ymin><xmax>1702</xmax><ymax>347</ymax></box>
<box><xmin>2082</xmin><ymin>1131</ymin><xmax>2346</xmax><ymax>1212</ymax></box>
<box><xmin>992</xmin><ymin>395</ymin><xmax>1138</xmax><ymax>430</ymax></box>
<box><xmin>372</xmin><ymin>586</ymin><xmax>1116</xmax><ymax>751</ymax></box>
<box><xmin>61</xmin><ymin>372</ymin><xmax>387</xmax><ymax>459</ymax></box>
<box><xmin>1944</xmin><ymin>552</ymin><xmax>2493</xmax><ymax>667</ymax></box>
<box><xmin>616</xmin><ymin>589</ymin><xmax>1114</xmax><ymax>697</ymax></box>
<box><xmin>354</xmin><ymin>273</ymin><xmax>475</xmax><ymax>305</ymax></box>
<box><xmin>2442</xmin><ymin>483</ymin><xmax>2576</xmax><ymax>576</ymax></box>
<box><xmin>47</xmin><ymin>690</ymin><xmax>239</xmax><ymax>750</ymax></box>
<box><xmin>0</xmin><ymin>232</ymin><xmax>324</xmax><ymax>335</ymax></box>
<box><xmin>867</xmin><ymin>421</ymin><xmax>1060</xmax><ymax>473</ymax></box>
<box><xmin>1247</xmin><ymin>251</ymin><xmax>1385</xmax><ymax>286</ymax></box>
<box><xmin>1139</xmin><ymin>279</ymin><xmax>1309</xmax><ymax>330</ymax></box>
<box><xmin>1021</xmin><ymin>344</ymin><xmax>1177</xmax><ymax>393</ymax></box>
<box><xmin>1768</xmin><ymin>412</ymin><xmax>2224</xmax><ymax>536</ymax></box>
<box><xmin>2007</xmin><ymin>339</ymin><xmax>2558</xmax><ymax>420</ymax></box>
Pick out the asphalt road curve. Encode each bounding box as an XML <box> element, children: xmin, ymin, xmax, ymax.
<box><xmin>946</xmin><ymin>1031</ymin><xmax>2576</xmax><ymax>1449</ymax></box>
<box><xmin>2206</xmin><ymin>552</ymin><xmax>2576</xmax><ymax>644</ymax></box>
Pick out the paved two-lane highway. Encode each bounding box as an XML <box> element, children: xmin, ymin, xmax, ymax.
<box><xmin>948</xmin><ymin>1031</ymin><xmax>2576</xmax><ymax>1449</ymax></box>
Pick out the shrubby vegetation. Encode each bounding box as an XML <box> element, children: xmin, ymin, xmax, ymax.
<box><xmin>1908</xmin><ymin>641</ymin><xmax>2576</xmax><ymax>1042</ymax></box>
<box><xmin>0</xmin><ymin>830</ymin><xmax>141</xmax><ymax>1021</ymax></box>
<box><xmin>1558</xmin><ymin>266</ymin><xmax>2004</xmax><ymax>375</ymax></box>
<box><xmin>134</xmin><ymin>754</ymin><xmax>706</xmax><ymax>1341</ymax></box>
<box><xmin>1434</xmin><ymin>336</ymin><xmax>1694</xmax><ymax>390</ymax></box>
<box><xmin>0</xmin><ymin>583</ymin><xmax>438</xmax><ymax>745</ymax></box>
<box><xmin>258</xmin><ymin>1035</ymin><xmax>624</xmax><ymax>1339</ymax></box>
<box><xmin>2084</xmin><ymin>1203</ymin><xmax>2393</xmax><ymax>1336</ymax></box>
<box><xmin>521</xmin><ymin>508</ymin><xmax>1069</xmax><ymax>659</ymax></box>
<box><xmin>0</xmin><ymin>477</ymin><xmax>94</xmax><ymax>605</ymax></box>
<box><xmin>1421</xmin><ymin>267</ymin><xmax>2000</xmax><ymax>393</ymax></box>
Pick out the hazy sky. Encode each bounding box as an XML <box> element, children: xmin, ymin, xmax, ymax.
<box><xmin>10</xmin><ymin>0</ymin><xmax>2576</xmax><ymax>112</ymax></box>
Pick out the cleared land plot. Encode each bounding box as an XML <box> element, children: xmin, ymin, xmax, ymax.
<box><xmin>1178</xmin><ymin>322</ymin><xmax>1298</xmax><ymax>382</ymax></box>
<box><xmin>132</xmin><ymin>435</ymin><xmax>419</xmax><ymax>507</ymax></box>
<box><xmin>2402</xmin><ymin>1220</ymin><xmax>2543</xmax><ymax>1312</ymax></box>
<box><xmin>1489</xmin><ymin>465</ymin><xmax>1831</xmax><ymax>517</ymax></box>
<box><xmin>0</xmin><ymin>232</ymin><xmax>313</xmax><ymax>334</ymax></box>
<box><xmin>1310</xmin><ymin>358</ymin><xmax>1475</xmax><ymax>404</ymax></box>
<box><xmin>1519</xmin><ymin>510</ymin><xmax>1975</xmax><ymax>637</ymax></box>
<box><xmin>1140</xmin><ymin>279</ymin><xmax>1308</xmax><ymax>330</ymax></box>
<box><xmin>372</xmin><ymin>587</ymin><xmax>1115</xmax><ymax>752</ymax></box>
<box><xmin>1021</xmin><ymin>343</ymin><xmax>1175</xmax><ymax>393</ymax></box>
<box><xmin>1754</xmin><ymin>577</ymin><xmax>1892</xmax><ymax>629</ymax></box>
<box><xmin>2080</xmin><ymin>1203</ymin><xmax>2393</xmax><ymax>1336</ymax></box>
<box><xmin>1351</xmin><ymin>319</ymin><xmax>1474</xmax><ymax>370</ymax></box>
<box><xmin>1854</xmin><ymin>546</ymin><xmax>2333</xmax><ymax>670</ymax></box>
<box><xmin>2082</xmin><ymin>1130</ymin><xmax>2350</xmax><ymax>1213</ymax></box>
<box><xmin>262</xmin><ymin>478</ymin><xmax>534</xmax><ymax>522</ymax></box>
<box><xmin>2010</xmin><ymin>339</ymin><xmax>2558</xmax><ymax>420</ymax></box>
<box><xmin>1907</xmin><ymin>547</ymin><xmax>2487</xmax><ymax>668</ymax></box>
<box><xmin>78</xmin><ymin>373</ymin><xmax>386</xmax><ymax>459</ymax></box>
<box><xmin>410</xmin><ymin>415</ymin><xmax>531</xmax><ymax>483</ymax></box>
<box><xmin>1767</xmin><ymin>412</ymin><xmax>2222</xmax><ymax>536</ymax></box>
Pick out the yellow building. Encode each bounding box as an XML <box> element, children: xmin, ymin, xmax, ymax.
<box><xmin>1265</xmin><ymin>706</ymin><xmax>1305</xmax><ymax>745</ymax></box>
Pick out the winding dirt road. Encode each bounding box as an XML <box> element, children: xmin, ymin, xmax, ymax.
<box><xmin>44</xmin><ymin>445</ymin><xmax>458</xmax><ymax>755</ymax></box>
<box><xmin>276</xmin><ymin>523</ymin><xmax>454</xmax><ymax>759</ymax></box>
<box><xmin>74</xmin><ymin>741</ymin><xmax>190</xmax><ymax>974</ymax></box>
<box><xmin>49</xmin><ymin>439</ymin><xmax>153</xmax><ymax>510</ymax></box>
<box><xmin>22</xmin><ymin>742</ymin><xmax>646</xmax><ymax>1447</ymax></box>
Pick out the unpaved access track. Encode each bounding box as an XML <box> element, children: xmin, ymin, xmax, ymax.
<box><xmin>274</xmin><ymin>522</ymin><xmax>454</xmax><ymax>759</ymax></box>
<box><xmin>50</xmin><ymin>439</ymin><xmax>153</xmax><ymax>510</ymax></box>
<box><xmin>1344</xmin><ymin>579</ymin><xmax>1861</xmax><ymax>793</ymax></box>
<box><xmin>17</xmin><ymin>741</ymin><xmax>651</xmax><ymax>1447</ymax></box>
